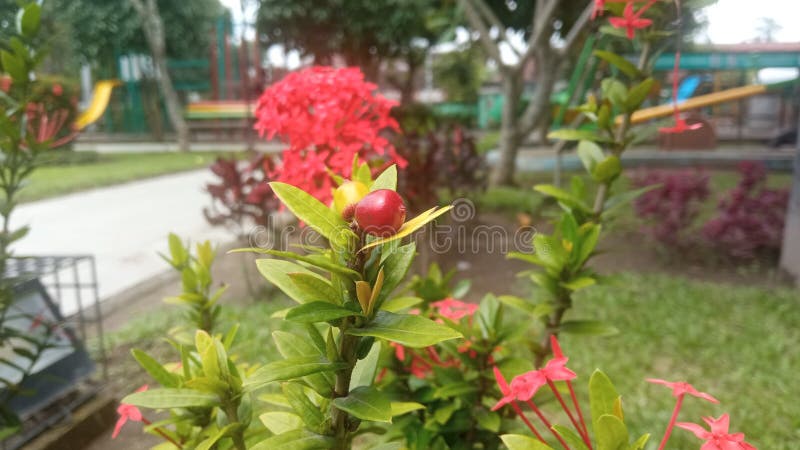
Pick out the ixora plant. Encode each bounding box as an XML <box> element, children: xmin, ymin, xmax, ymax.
<box><xmin>502</xmin><ymin>0</ymin><xmax>698</xmax><ymax>365</ymax></box>
<box><xmin>492</xmin><ymin>336</ymin><xmax>756</xmax><ymax>450</ymax></box>
<box><xmin>117</xmin><ymin>164</ymin><xmax>461</xmax><ymax>449</ymax></box>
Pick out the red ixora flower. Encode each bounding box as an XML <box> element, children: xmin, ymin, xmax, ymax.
<box><xmin>253</xmin><ymin>66</ymin><xmax>406</xmax><ymax>204</ymax></box>
<box><xmin>647</xmin><ymin>378</ymin><xmax>719</xmax><ymax>403</ymax></box>
<box><xmin>430</xmin><ymin>298</ymin><xmax>479</xmax><ymax>321</ymax></box>
<box><xmin>608</xmin><ymin>2</ymin><xmax>653</xmax><ymax>39</ymax></box>
<box><xmin>677</xmin><ymin>414</ymin><xmax>757</xmax><ymax>450</ymax></box>
<box><xmin>660</xmin><ymin>116</ymin><xmax>703</xmax><ymax>134</ymax></box>
<box><xmin>112</xmin><ymin>385</ymin><xmax>148</xmax><ymax>438</ymax></box>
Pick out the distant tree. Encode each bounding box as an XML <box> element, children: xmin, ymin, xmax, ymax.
<box><xmin>755</xmin><ymin>17</ymin><xmax>781</xmax><ymax>43</ymax></box>
<box><xmin>433</xmin><ymin>45</ymin><xmax>486</xmax><ymax>103</ymax></box>
<box><xmin>256</xmin><ymin>0</ymin><xmax>451</xmax><ymax>104</ymax></box>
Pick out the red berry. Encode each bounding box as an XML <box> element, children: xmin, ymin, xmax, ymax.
<box><xmin>354</xmin><ymin>189</ymin><xmax>407</xmax><ymax>237</ymax></box>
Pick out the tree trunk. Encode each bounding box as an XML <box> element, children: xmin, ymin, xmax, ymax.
<box><xmin>490</xmin><ymin>73</ymin><xmax>521</xmax><ymax>186</ymax></box>
<box><xmin>130</xmin><ymin>0</ymin><xmax>190</xmax><ymax>152</ymax></box>
<box><xmin>780</xmin><ymin>138</ymin><xmax>800</xmax><ymax>285</ymax></box>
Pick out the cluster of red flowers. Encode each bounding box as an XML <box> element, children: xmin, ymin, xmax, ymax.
<box><xmin>254</xmin><ymin>66</ymin><xmax>406</xmax><ymax>203</ymax></box>
<box><xmin>492</xmin><ymin>336</ymin><xmax>757</xmax><ymax>450</ymax></box>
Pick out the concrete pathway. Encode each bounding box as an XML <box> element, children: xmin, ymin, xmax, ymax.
<box><xmin>11</xmin><ymin>170</ymin><xmax>234</xmax><ymax>314</ymax></box>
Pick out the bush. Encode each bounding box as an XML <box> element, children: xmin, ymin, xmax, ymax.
<box><xmin>703</xmin><ymin>161</ymin><xmax>789</xmax><ymax>259</ymax></box>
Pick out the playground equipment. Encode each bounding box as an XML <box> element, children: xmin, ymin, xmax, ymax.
<box><xmin>28</xmin><ymin>80</ymin><xmax>119</xmax><ymax>148</ymax></box>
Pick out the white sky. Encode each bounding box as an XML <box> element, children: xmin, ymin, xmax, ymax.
<box><xmin>220</xmin><ymin>0</ymin><xmax>800</xmax><ymax>68</ymax></box>
<box><xmin>701</xmin><ymin>0</ymin><xmax>800</xmax><ymax>44</ymax></box>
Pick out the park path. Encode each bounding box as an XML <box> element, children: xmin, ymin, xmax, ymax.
<box><xmin>11</xmin><ymin>169</ymin><xmax>233</xmax><ymax>314</ymax></box>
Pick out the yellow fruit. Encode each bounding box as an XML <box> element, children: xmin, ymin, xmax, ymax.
<box><xmin>333</xmin><ymin>181</ymin><xmax>369</xmax><ymax>220</ymax></box>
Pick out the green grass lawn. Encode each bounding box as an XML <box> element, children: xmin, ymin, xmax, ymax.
<box><xmin>104</xmin><ymin>272</ymin><xmax>798</xmax><ymax>449</ymax></box>
<box><xmin>19</xmin><ymin>151</ymin><xmax>242</xmax><ymax>203</ymax></box>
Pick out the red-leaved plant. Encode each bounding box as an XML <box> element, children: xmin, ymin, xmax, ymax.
<box><xmin>631</xmin><ymin>168</ymin><xmax>710</xmax><ymax>248</ymax></box>
<box><xmin>703</xmin><ymin>161</ymin><xmax>789</xmax><ymax>259</ymax></box>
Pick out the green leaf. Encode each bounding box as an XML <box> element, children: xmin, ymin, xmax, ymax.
<box><xmin>256</xmin><ymin>259</ymin><xmax>329</xmax><ymax>304</ymax></box>
<box><xmin>131</xmin><ymin>349</ymin><xmax>180</xmax><ymax>388</ymax></box>
<box><xmin>18</xmin><ymin>3</ymin><xmax>41</xmax><ymax>38</ymax></box>
<box><xmin>561</xmin><ymin>320</ymin><xmax>618</xmax><ymax>336</ymax></box>
<box><xmin>390</xmin><ymin>402</ymin><xmax>425</xmax><ymax>416</ymax></box>
<box><xmin>625</xmin><ymin>78</ymin><xmax>655</xmax><ymax>112</ymax></box>
<box><xmin>380</xmin><ymin>296</ymin><xmax>423</xmax><ymax>312</ymax></box>
<box><xmin>332</xmin><ymin>386</ymin><xmax>392</xmax><ymax>423</ymax></box>
<box><xmin>346</xmin><ymin>310</ymin><xmax>462</xmax><ymax>348</ymax></box>
<box><xmin>350</xmin><ymin>341</ymin><xmax>381</xmax><ymax>390</ymax></box>
<box><xmin>229</xmin><ymin>248</ymin><xmax>360</xmax><ymax>279</ymax></box>
<box><xmin>533</xmin><ymin>185</ymin><xmax>591</xmax><ymax>213</ymax></box>
<box><xmin>272</xmin><ymin>331</ymin><xmax>333</xmax><ymax>395</ymax></box>
<box><xmin>553</xmin><ymin>425</ymin><xmax>590</xmax><ymax>450</ymax></box>
<box><xmin>281</xmin><ymin>383</ymin><xmax>326</xmax><ymax>430</ymax></box>
<box><xmin>577</xmin><ymin>140</ymin><xmax>605</xmax><ymax>175</ymax></box>
<box><xmin>601</xmin><ymin>185</ymin><xmax>660</xmax><ymax>219</ymax></box>
<box><xmin>375</xmin><ymin>243</ymin><xmax>416</xmax><ymax>306</ymax></box>
<box><xmin>500</xmin><ymin>434</ymin><xmax>555</xmax><ymax>450</ymax></box>
<box><xmin>590</xmin><ymin>370</ymin><xmax>621</xmax><ymax>430</ymax></box>
<box><xmin>196</xmin><ymin>423</ymin><xmax>242</xmax><ymax>450</ymax></box>
<box><xmin>476</xmin><ymin>409</ymin><xmax>501</xmax><ymax>432</ymax></box>
<box><xmin>1</xmin><ymin>51</ymin><xmax>26</xmax><ymax>83</ymax></box>
<box><xmin>371</xmin><ymin>165</ymin><xmax>398</xmax><ymax>191</ymax></box>
<box><xmin>533</xmin><ymin>234</ymin><xmax>566</xmax><ymax>270</ymax></box>
<box><xmin>576</xmin><ymin>224</ymin><xmax>601</xmax><ymax>266</ymax></box>
<box><xmin>244</xmin><ymin>357</ymin><xmax>347</xmax><ymax>391</ymax></box>
<box><xmin>497</xmin><ymin>295</ymin><xmax>552</xmax><ymax>317</ymax></box>
<box><xmin>596</xmin><ymin>414</ymin><xmax>629</xmax><ymax>450</ymax></box>
<box><xmin>122</xmin><ymin>388</ymin><xmax>218</xmax><ymax>408</ymax></box>
<box><xmin>285</xmin><ymin>302</ymin><xmax>358</xmax><ymax>323</ymax></box>
<box><xmin>593</xmin><ymin>156</ymin><xmax>621</xmax><ymax>183</ymax></box>
<box><xmin>434</xmin><ymin>382</ymin><xmax>477</xmax><ymax>399</ymax></box>
<box><xmin>259</xmin><ymin>412</ymin><xmax>303</xmax><ymax>435</ymax></box>
<box><xmin>560</xmin><ymin>277</ymin><xmax>596</xmax><ymax>292</ymax></box>
<box><xmin>288</xmin><ymin>273</ymin><xmax>341</xmax><ymax>304</ymax></box>
<box><xmin>601</xmin><ymin>78</ymin><xmax>628</xmax><ymax>107</ymax></box>
<box><xmin>269</xmin><ymin>182</ymin><xmax>348</xmax><ymax>242</ymax></box>
<box><xmin>594</xmin><ymin>50</ymin><xmax>641</xmax><ymax>78</ymax></box>
<box><xmin>628</xmin><ymin>433</ymin><xmax>650</xmax><ymax>450</ymax></box>
<box><xmin>360</xmin><ymin>206</ymin><xmax>453</xmax><ymax>252</ymax></box>
<box><xmin>547</xmin><ymin>129</ymin><xmax>612</xmax><ymax>143</ymax></box>
<box><xmin>250</xmin><ymin>429</ymin><xmax>334</xmax><ymax>450</ymax></box>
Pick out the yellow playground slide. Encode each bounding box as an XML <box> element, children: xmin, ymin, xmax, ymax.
<box><xmin>73</xmin><ymin>80</ymin><xmax>121</xmax><ymax>130</ymax></box>
<box><xmin>620</xmin><ymin>84</ymin><xmax>769</xmax><ymax>126</ymax></box>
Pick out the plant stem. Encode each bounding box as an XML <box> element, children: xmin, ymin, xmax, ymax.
<box><xmin>511</xmin><ymin>401</ymin><xmax>547</xmax><ymax>444</ymax></box>
<box><xmin>142</xmin><ymin>417</ymin><xmax>183</xmax><ymax>449</ymax></box>
<box><xmin>525</xmin><ymin>400</ymin><xmax>571</xmax><ymax>450</ymax></box>
<box><xmin>566</xmin><ymin>379</ymin><xmax>591</xmax><ymax>444</ymax></box>
<box><xmin>547</xmin><ymin>380</ymin><xmax>592</xmax><ymax>449</ymax></box>
<box><xmin>657</xmin><ymin>395</ymin><xmax>684</xmax><ymax>450</ymax></box>
<box><xmin>223</xmin><ymin>403</ymin><xmax>247</xmax><ymax>450</ymax></box>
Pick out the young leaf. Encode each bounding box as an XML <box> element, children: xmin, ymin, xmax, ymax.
<box><xmin>131</xmin><ymin>349</ymin><xmax>180</xmax><ymax>388</ymax></box>
<box><xmin>553</xmin><ymin>425</ymin><xmax>590</xmax><ymax>450</ymax></box>
<box><xmin>259</xmin><ymin>411</ymin><xmax>303</xmax><ymax>435</ymax></box>
<box><xmin>594</xmin><ymin>50</ymin><xmax>642</xmax><ymax>78</ymax></box>
<box><xmin>350</xmin><ymin>341</ymin><xmax>381</xmax><ymax>390</ymax></box>
<box><xmin>229</xmin><ymin>248</ymin><xmax>361</xmax><ymax>280</ymax></box>
<box><xmin>345</xmin><ymin>311</ymin><xmax>462</xmax><ymax>348</ymax></box>
<box><xmin>596</xmin><ymin>414</ymin><xmax>629</xmax><ymax>450</ymax></box>
<box><xmin>360</xmin><ymin>206</ymin><xmax>453</xmax><ymax>252</ymax></box>
<box><xmin>256</xmin><ymin>259</ymin><xmax>329</xmax><ymax>304</ymax></box>
<box><xmin>244</xmin><ymin>357</ymin><xmax>347</xmax><ymax>391</ymax></box>
<box><xmin>500</xmin><ymin>434</ymin><xmax>555</xmax><ymax>450</ymax></box>
<box><xmin>288</xmin><ymin>272</ymin><xmax>341</xmax><ymax>304</ymax></box>
<box><xmin>122</xmin><ymin>388</ymin><xmax>219</xmax><ymax>408</ymax></box>
<box><xmin>625</xmin><ymin>78</ymin><xmax>655</xmax><ymax>112</ymax></box>
<box><xmin>269</xmin><ymin>182</ymin><xmax>348</xmax><ymax>242</ymax></box>
<box><xmin>589</xmin><ymin>370</ymin><xmax>621</xmax><ymax>431</ymax></box>
<box><xmin>390</xmin><ymin>402</ymin><xmax>425</xmax><ymax>416</ymax></box>
<box><xmin>371</xmin><ymin>165</ymin><xmax>398</xmax><ymax>191</ymax></box>
<box><xmin>375</xmin><ymin>243</ymin><xmax>416</xmax><ymax>307</ymax></box>
<box><xmin>533</xmin><ymin>185</ymin><xmax>591</xmax><ymax>213</ymax></box>
<box><xmin>249</xmin><ymin>429</ymin><xmax>334</xmax><ymax>450</ymax></box>
<box><xmin>380</xmin><ymin>296</ymin><xmax>423</xmax><ymax>312</ymax></box>
<box><xmin>281</xmin><ymin>383</ymin><xmax>326</xmax><ymax>430</ymax></box>
<box><xmin>593</xmin><ymin>156</ymin><xmax>622</xmax><ymax>183</ymax></box>
<box><xmin>196</xmin><ymin>423</ymin><xmax>242</xmax><ymax>450</ymax></box>
<box><xmin>285</xmin><ymin>302</ymin><xmax>360</xmax><ymax>323</ymax></box>
<box><xmin>332</xmin><ymin>386</ymin><xmax>392</xmax><ymax>423</ymax></box>
<box><xmin>577</xmin><ymin>140</ymin><xmax>605</xmax><ymax>175</ymax></box>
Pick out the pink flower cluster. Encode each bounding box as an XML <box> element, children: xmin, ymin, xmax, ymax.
<box><xmin>254</xmin><ymin>66</ymin><xmax>406</xmax><ymax>203</ymax></box>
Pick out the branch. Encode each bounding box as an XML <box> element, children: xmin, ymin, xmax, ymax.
<box><xmin>460</xmin><ymin>0</ymin><xmax>507</xmax><ymax>70</ymax></box>
<box><xmin>557</xmin><ymin>2</ymin><xmax>594</xmax><ymax>56</ymax></box>
<box><xmin>519</xmin><ymin>0</ymin><xmax>561</xmax><ymax>66</ymax></box>
<box><xmin>472</xmin><ymin>0</ymin><xmax>520</xmax><ymax>58</ymax></box>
